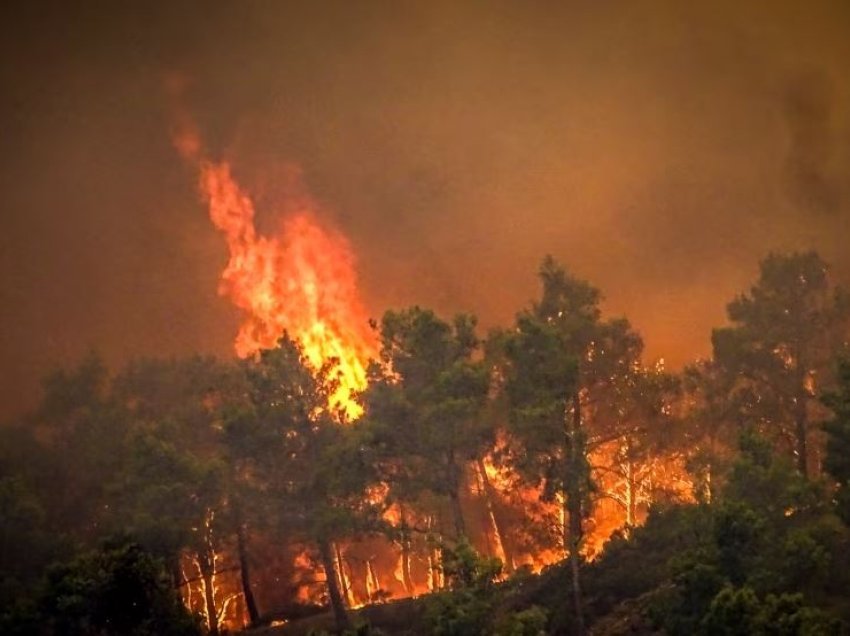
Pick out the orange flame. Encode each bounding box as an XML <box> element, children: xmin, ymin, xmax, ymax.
<box><xmin>199</xmin><ymin>162</ymin><xmax>374</xmax><ymax>419</ymax></box>
<box><xmin>172</xmin><ymin>114</ymin><xmax>374</xmax><ymax>419</ymax></box>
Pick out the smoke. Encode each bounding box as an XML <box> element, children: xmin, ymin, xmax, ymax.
<box><xmin>2</xmin><ymin>0</ymin><xmax>850</xmax><ymax>420</ymax></box>
<box><xmin>782</xmin><ymin>70</ymin><xmax>840</xmax><ymax>216</ymax></box>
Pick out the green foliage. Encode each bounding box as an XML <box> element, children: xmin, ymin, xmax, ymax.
<box><xmin>496</xmin><ymin>256</ymin><xmax>645</xmax><ymax>531</ymax></box>
<box><xmin>501</xmin><ymin>313</ymin><xmax>580</xmax><ymax>496</ymax></box>
<box><xmin>493</xmin><ymin>605</ymin><xmax>548</xmax><ymax>636</ymax></box>
<box><xmin>440</xmin><ymin>536</ymin><xmax>503</xmax><ymax>591</ymax></box>
<box><xmin>587</xmin><ymin>504</ymin><xmax>713</xmax><ymax>616</ymax></box>
<box><xmin>35</xmin><ymin>542</ymin><xmax>201</xmax><ymax>636</ymax></box>
<box><xmin>497</xmin><ymin>260</ymin><xmax>588</xmax><ymax>515</ymax></box>
<box><xmin>494</xmin><ymin>257</ymin><xmax>647</xmax><ymax>635</ymax></box>
<box><xmin>0</xmin><ymin>473</ymin><xmax>51</xmax><ymax>635</ymax></box>
<box><xmin>6</xmin><ymin>250</ymin><xmax>850</xmax><ymax>636</ymax></box>
<box><xmin>425</xmin><ymin>539</ymin><xmax>503</xmax><ymax>636</ymax></box>
<box><xmin>364</xmin><ymin>307</ymin><xmax>490</xmax><ymax>538</ymax></box>
<box><xmin>647</xmin><ymin>432</ymin><xmax>846</xmax><ymax>634</ymax></box>
<box><xmin>724</xmin><ymin>431</ymin><xmax>817</xmax><ymax>516</ymax></box>
<box><xmin>681</xmin><ymin>360</ymin><xmax>740</xmax><ymax>503</ymax></box>
<box><xmin>713</xmin><ymin>500</ymin><xmax>764</xmax><ymax>585</ymax></box>
<box><xmin>700</xmin><ymin>586</ymin><xmax>840</xmax><ymax>636</ymax></box>
<box><xmin>652</xmin><ymin>544</ymin><xmax>841</xmax><ymax>636</ymax></box>
<box><xmin>33</xmin><ymin>353</ymin><xmax>131</xmax><ymax>545</ymax></box>
<box><xmin>0</xmin><ymin>476</ymin><xmax>51</xmax><ymax>593</ymax></box>
<box><xmin>712</xmin><ymin>251</ymin><xmax>849</xmax><ymax>475</ymax></box>
<box><xmin>824</xmin><ymin>359</ymin><xmax>850</xmax><ymax>524</ymax></box>
<box><xmin>108</xmin><ymin>429</ymin><xmax>227</xmax><ymax>562</ymax></box>
<box><xmin>426</xmin><ymin>584</ymin><xmax>495</xmax><ymax>636</ymax></box>
<box><xmin>237</xmin><ymin>335</ymin><xmax>381</xmax><ymax>542</ymax></box>
<box><xmin>231</xmin><ymin>335</ymin><xmax>382</xmax><ymax>630</ymax></box>
<box><xmin>779</xmin><ymin>528</ymin><xmax>831</xmax><ymax>592</ymax></box>
<box><xmin>701</xmin><ymin>585</ymin><xmax>762</xmax><ymax>635</ymax></box>
<box><xmin>757</xmin><ymin>592</ymin><xmax>841</xmax><ymax>636</ymax></box>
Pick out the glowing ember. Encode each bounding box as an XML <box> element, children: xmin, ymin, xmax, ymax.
<box><xmin>172</xmin><ymin>115</ymin><xmax>375</xmax><ymax>419</ymax></box>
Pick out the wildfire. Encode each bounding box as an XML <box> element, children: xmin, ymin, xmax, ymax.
<box><xmin>199</xmin><ymin>162</ymin><xmax>375</xmax><ymax>419</ymax></box>
<box><xmin>172</xmin><ymin>114</ymin><xmax>375</xmax><ymax>419</ymax></box>
<box><xmin>164</xmin><ymin>95</ymin><xmax>696</xmax><ymax>620</ymax></box>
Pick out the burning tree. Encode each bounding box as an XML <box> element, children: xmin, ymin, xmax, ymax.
<box><xmin>493</xmin><ymin>256</ymin><xmax>642</xmax><ymax>635</ymax></box>
<box><xmin>175</xmin><ymin>120</ymin><xmax>376</xmax><ymax>422</ymax></box>
<box><xmin>362</xmin><ymin>308</ymin><xmax>492</xmax><ymax>591</ymax></box>
<box><xmin>588</xmin><ymin>359</ymin><xmax>683</xmax><ymax>538</ymax></box>
<box><xmin>227</xmin><ymin>335</ymin><xmax>382</xmax><ymax>632</ymax></box>
<box><xmin>680</xmin><ymin>359</ymin><xmax>743</xmax><ymax>503</ymax></box>
<box><xmin>108</xmin><ymin>357</ymin><xmax>252</xmax><ymax>634</ymax></box>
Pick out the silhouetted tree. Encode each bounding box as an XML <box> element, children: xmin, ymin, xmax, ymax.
<box><xmin>495</xmin><ymin>256</ymin><xmax>642</xmax><ymax>634</ymax></box>
<box><xmin>823</xmin><ymin>358</ymin><xmax>850</xmax><ymax>525</ymax></box>
<box><xmin>713</xmin><ymin>251</ymin><xmax>850</xmax><ymax>477</ymax></box>
<box><xmin>233</xmin><ymin>336</ymin><xmax>381</xmax><ymax>632</ymax></box>
<box><xmin>39</xmin><ymin>542</ymin><xmax>201</xmax><ymax>636</ymax></box>
<box><xmin>364</xmin><ymin>308</ymin><xmax>490</xmax><ymax>541</ymax></box>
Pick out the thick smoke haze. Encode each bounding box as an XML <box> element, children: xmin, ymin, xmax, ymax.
<box><xmin>2</xmin><ymin>1</ymin><xmax>849</xmax><ymax>420</ymax></box>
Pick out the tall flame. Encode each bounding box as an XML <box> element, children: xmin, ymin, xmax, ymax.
<box><xmin>172</xmin><ymin>114</ymin><xmax>374</xmax><ymax>419</ymax></box>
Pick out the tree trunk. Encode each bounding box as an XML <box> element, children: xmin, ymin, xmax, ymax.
<box><xmin>367</xmin><ymin>559</ymin><xmax>381</xmax><ymax>601</ymax></box>
<box><xmin>565</xmin><ymin>390</ymin><xmax>586</xmax><ymax>636</ymax></box>
<box><xmin>795</xmin><ymin>387</ymin><xmax>809</xmax><ymax>477</ymax></box>
<box><xmin>705</xmin><ymin>431</ymin><xmax>716</xmax><ymax>504</ymax></box>
<box><xmin>427</xmin><ymin>516</ymin><xmax>443</xmax><ymax>591</ymax></box>
<box><xmin>334</xmin><ymin>542</ymin><xmax>355</xmax><ymax>608</ymax></box>
<box><xmin>399</xmin><ymin>506</ymin><xmax>415</xmax><ymax>595</ymax></box>
<box><xmin>564</xmin><ymin>489</ymin><xmax>585</xmax><ymax>636</ymax></box>
<box><xmin>236</xmin><ymin>521</ymin><xmax>260</xmax><ymax>627</ymax></box>
<box><xmin>625</xmin><ymin>455</ymin><xmax>637</xmax><ymax>530</ymax></box>
<box><xmin>197</xmin><ymin>508</ymin><xmax>221</xmax><ymax>636</ymax></box>
<box><xmin>447</xmin><ymin>488</ymin><xmax>466</xmax><ymax>539</ymax></box>
<box><xmin>475</xmin><ymin>457</ymin><xmax>514</xmax><ymax>573</ymax></box>
<box><xmin>319</xmin><ymin>539</ymin><xmax>353</xmax><ymax>633</ymax></box>
<box><xmin>429</xmin><ymin>546</ymin><xmax>444</xmax><ymax>591</ymax></box>
<box><xmin>169</xmin><ymin>555</ymin><xmax>183</xmax><ymax>591</ymax></box>
<box><xmin>169</xmin><ymin>555</ymin><xmax>187</xmax><ymax>614</ymax></box>
<box><xmin>446</xmin><ymin>453</ymin><xmax>467</xmax><ymax>538</ymax></box>
<box><xmin>568</xmin><ymin>544</ymin><xmax>584</xmax><ymax>636</ymax></box>
<box><xmin>197</xmin><ymin>551</ymin><xmax>219</xmax><ymax>636</ymax></box>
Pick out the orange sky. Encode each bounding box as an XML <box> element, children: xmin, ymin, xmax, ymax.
<box><xmin>1</xmin><ymin>1</ymin><xmax>849</xmax><ymax>420</ymax></box>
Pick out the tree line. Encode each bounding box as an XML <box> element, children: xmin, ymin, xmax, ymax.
<box><xmin>2</xmin><ymin>250</ymin><xmax>850</xmax><ymax>635</ymax></box>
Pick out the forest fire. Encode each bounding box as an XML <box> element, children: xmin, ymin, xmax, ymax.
<box><xmin>6</xmin><ymin>5</ymin><xmax>850</xmax><ymax>635</ymax></box>
<box><xmin>174</xmin><ymin>121</ymin><xmax>375</xmax><ymax>420</ymax></box>
<box><xmin>199</xmin><ymin>162</ymin><xmax>375</xmax><ymax>419</ymax></box>
<box><xmin>164</xmin><ymin>123</ymin><xmax>700</xmax><ymax>627</ymax></box>
<box><xmin>159</xmin><ymin>113</ymin><xmax>709</xmax><ymax>633</ymax></box>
